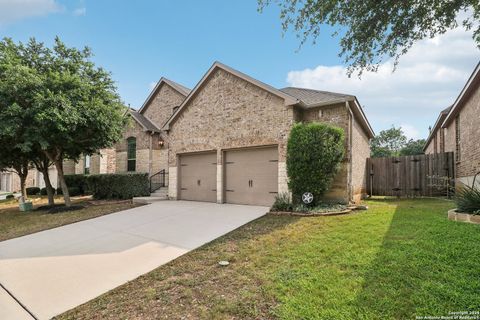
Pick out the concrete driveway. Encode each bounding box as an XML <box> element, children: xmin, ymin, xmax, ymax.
<box><xmin>0</xmin><ymin>201</ymin><xmax>267</xmax><ymax>320</ymax></box>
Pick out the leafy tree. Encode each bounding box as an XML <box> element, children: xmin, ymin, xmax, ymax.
<box><xmin>258</xmin><ymin>0</ymin><xmax>480</xmax><ymax>74</ymax></box>
<box><xmin>287</xmin><ymin>122</ymin><xmax>345</xmax><ymax>205</ymax></box>
<box><xmin>370</xmin><ymin>126</ymin><xmax>407</xmax><ymax>157</ymax></box>
<box><xmin>0</xmin><ymin>37</ymin><xmax>127</xmax><ymax>207</ymax></box>
<box><xmin>0</xmin><ymin>145</ymin><xmax>30</xmax><ymax>201</ymax></box>
<box><xmin>400</xmin><ymin>138</ymin><xmax>426</xmax><ymax>156</ymax></box>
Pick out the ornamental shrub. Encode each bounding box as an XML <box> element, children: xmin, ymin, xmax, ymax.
<box><xmin>287</xmin><ymin>122</ymin><xmax>345</xmax><ymax>205</ymax></box>
<box><xmin>85</xmin><ymin>173</ymin><xmax>149</xmax><ymax>200</ymax></box>
<box><xmin>64</xmin><ymin>174</ymin><xmax>88</xmax><ymax>195</ymax></box>
<box><xmin>40</xmin><ymin>187</ymin><xmax>48</xmax><ymax>195</ymax></box>
<box><xmin>26</xmin><ymin>187</ymin><xmax>41</xmax><ymax>195</ymax></box>
<box><xmin>455</xmin><ymin>185</ymin><xmax>480</xmax><ymax>214</ymax></box>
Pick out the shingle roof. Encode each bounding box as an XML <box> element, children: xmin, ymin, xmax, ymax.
<box><xmin>129</xmin><ymin>110</ymin><xmax>160</xmax><ymax>132</ymax></box>
<box><xmin>279</xmin><ymin>87</ymin><xmax>354</xmax><ymax>107</ymax></box>
<box><xmin>165</xmin><ymin>79</ymin><xmax>191</xmax><ymax>96</ymax></box>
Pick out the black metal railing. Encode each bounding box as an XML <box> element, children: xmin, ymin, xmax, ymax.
<box><xmin>150</xmin><ymin>169</ymin><xmax>168</xmax><ymax>192</ymax></box>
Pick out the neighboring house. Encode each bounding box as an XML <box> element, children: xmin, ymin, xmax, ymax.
<box><xmin>118</xmin><ymin>61</ymin><xmax>374</xmax><ymax>205</ymax></box>
<box><xmin>424</xmin><ymin>62</ymin><xmax>480</xmax><ymax>188</ymax></box>
<box><xmin>63</xmin><ymin>149</ymin><xmax>116</xmax><ymax>175</ymax></box>
<box><xmin>0</xmin><ymin>167</ymin><xmax>56</xmax><ymax>193</ymax></box>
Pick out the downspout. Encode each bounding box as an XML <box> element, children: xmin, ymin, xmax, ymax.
<box><xmin>345</xmin><ymin>101</ymin><xmax>354</xmax><ymax>203</ymax></box>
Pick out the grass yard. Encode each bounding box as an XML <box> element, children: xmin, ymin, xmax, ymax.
<box><xmin>0</xmin><ymin>196</ymin><xmax>141</xmax><ymax>241</ymax></box>
<box><xmin>58</xmin><ymin>198</ymin><xmax>480</xmax><ymax>320</ymax></box>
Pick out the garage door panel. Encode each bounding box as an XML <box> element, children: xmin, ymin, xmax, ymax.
<box><xmin>225</xmin><ymin>147</ymin><xmax>278</xmax><ymax>206</ymax></box>
<box><xmin>179</xmin><ymin>152</ymin><xmax>217</xmax><ymax>202</ymax></box>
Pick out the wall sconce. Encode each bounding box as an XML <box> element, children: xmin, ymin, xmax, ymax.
<box><xmin>158</xmin><ymin>138</ymin><xmax>165</xmax><ymax>148</ymax></box>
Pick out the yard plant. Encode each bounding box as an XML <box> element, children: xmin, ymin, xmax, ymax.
<box><xmin>286</xmin><ymin>122</ymin><xmax>344</xmax><ymax>205</ymax></box>
<box><xmin>455</xmin><ymin>185</ymin><xmax>480</xmax><ymax>214</ymax></box>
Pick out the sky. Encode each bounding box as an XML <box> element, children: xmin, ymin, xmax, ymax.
<box><xmin>1</xmin><ymin>0</ymin><xmax>479</xmax><ymax>140</ymax></box>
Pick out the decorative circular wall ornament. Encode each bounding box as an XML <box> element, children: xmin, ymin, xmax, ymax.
<box><xmin>302</xmin><ymin>192</ymin><xmax>314</xmax><ymax>204</ymax></box>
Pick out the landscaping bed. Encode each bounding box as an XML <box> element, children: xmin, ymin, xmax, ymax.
<box><xmin>0</xmin><ymin>196</ymin><xmax>142</xmax><ymax>241</ymax></box>
<box><xmin>57</xmin><ymin>198</ymin><xmax>480</xmax><ymax>320</ymax></box>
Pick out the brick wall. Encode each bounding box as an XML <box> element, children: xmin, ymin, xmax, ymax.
<box><xmin>351</xmin><ymin>112</ymin><xmax>371</xmax><ymax>202</ymax></box>
<box><xmin>453</xmin><ymin>84</ymin><xmax>480</xmax><ymax>179</ymax></box>
<box><xmin>167</xmin><ymin>68</ymin><xmax>295</xmax><ymax>200</ymax></box>
<box><xmin>142</xmin><ymin>83</ymin><xmax>186</xmax><ymax>128</ymax></box>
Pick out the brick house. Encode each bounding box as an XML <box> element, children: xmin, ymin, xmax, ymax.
<box><xmin>424</xmin><ymin>62</ymin><xmax>480</xmax><ymax>187</ymax></box>
<box><xmin>115</xmin><ymin>62</ymin><xmax>374</xmax><ymax>206</ymax></box>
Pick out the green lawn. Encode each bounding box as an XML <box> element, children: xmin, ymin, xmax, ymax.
<box><xmin>0</xmin><ymin>196</ymin><xmax>141</xmax><ymax>241</ymax></box>
<box><xmin>58</xmin><ymin>198</ymin><xmax>480</xmax><ymax>320</ymax></box>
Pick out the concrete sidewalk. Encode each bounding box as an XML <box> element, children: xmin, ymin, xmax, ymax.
<box><xmin>0</xmin><ymin>201</ymin><xmax>267</xmax><ymax>319</ymax></box>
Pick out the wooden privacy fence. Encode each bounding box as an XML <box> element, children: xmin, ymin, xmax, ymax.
<box><xmin>367</xmin><ymin>152</ymin><xmax>455</xmax><ymax>197</ymax></box>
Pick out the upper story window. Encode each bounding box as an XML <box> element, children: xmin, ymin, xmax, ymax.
<box><xmin>84</xmin><ymin>155</ymin><xmax>91</xmax><ymax>174</ymax></box>
<box><xmin>127</xmin><ymin>137</ymin><xmax>137</xmax><ymax>172</ymax></box>
<box><xmin>455</xmin><ymin>115</ymin><xmax>461</xmax><ymax>162</ymax></box>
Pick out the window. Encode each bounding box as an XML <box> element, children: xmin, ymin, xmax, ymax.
<box><xmin>455</xmin><ymin>115</ymin><xmax>461</xmax><ymax>162</ymax></box>
<box><xmin>127</xmin><ymin>137</ymin><xmax>136</xmax><ymax>171</ymax></box>
<box><xmin>84</xmin><ymin>155</ymin><xmax>91</xmax><ymax>174</ymax></box>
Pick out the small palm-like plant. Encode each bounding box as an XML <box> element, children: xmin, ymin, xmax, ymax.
<box><xmin>455</xmin><ymin>185</ymin><xmax>480</xmax><ymax>214</ymax></box>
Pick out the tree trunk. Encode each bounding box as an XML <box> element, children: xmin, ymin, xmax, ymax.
<box><xmin>40</xmin><ymin>166</ymin><xmax>55</xmax><ymax>206</ymax></box>
<box><xmin>53</xmin><ymin>159</ymin><xmax>71</xmax><ymax>207</ymax></box>
<box><xmin>19</xmin><ymin>174</ymin><xmax>27</xmax><ymax>204</ymax></box>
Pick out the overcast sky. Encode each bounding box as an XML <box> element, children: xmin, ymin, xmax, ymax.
<box><xmin>1</xmin><ymin>0</ymin><xmax>479</xmax><ymax>140</ymax></box>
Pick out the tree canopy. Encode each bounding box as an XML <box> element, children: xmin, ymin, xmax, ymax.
<box><xmin>0</xmin><ymin>37</ymin><xmax>127</xmax><ymax>206</ymax></box>
<box><xmin>258</xmin><ymin>0</ymin><xmax>480</xmax><ymax>74</ymax></box>
<box><xmin>370</xmin><ymin>126</ymin><xmax>425</xmax><ymax>158</ymax></box>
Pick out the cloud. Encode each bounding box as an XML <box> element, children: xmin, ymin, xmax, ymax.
<box><xmin>400</xmin><ymin>124</ymin><xmax>420</xmax><ymax>140</ymax></box>
<box><xmin>0</xmin><ymin>0</ymin><xmax>61</xmax><ymax>25</ymax></box>
<box><xmin>286</xmin><ymin>27</ymin><xmax>480</xmax><ymax>138</ymax></box>
<box><xmin>73</xmin><ymin>7</ymin><xmax>86</xmax><ymax>16</ymax></box>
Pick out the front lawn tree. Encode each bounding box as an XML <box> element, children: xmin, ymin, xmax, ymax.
<box><xmin>0</xmin><ymin>37</ymin><xmax>127</xmax><ymax>207</ymax></box>
<box><xmin>258</xmin><ymin>0</ymin><xmax>480</xmax><ymax>74</ymax></box>
<box><xmin>287</xmin><ymin>122</ymin><xmax>345</xmax><ymax>205</ymax></box>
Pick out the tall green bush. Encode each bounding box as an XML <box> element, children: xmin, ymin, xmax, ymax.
<box><xmin>85</xmin><ymin>173</ymin><xmax>149</xmax><ymax>200</ymax></box>
<box><xmin>64</xmin><ymin>174</ymin><xmax>89</xmax><ymax>195</ymax></box>
<box><xmin>287</xmin><ymin>122</ymin><xmax>345</xmax><ymax>204</ymax></box>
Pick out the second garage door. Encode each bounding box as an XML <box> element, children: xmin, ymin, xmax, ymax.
<box><xmin>224</xmin><ymin>147</ymin><xmax>278</xmax><ymax>206</ymax></box>
<box><xmin>179</xmin><ymin>152</ymin><xmax>217</xmax><ymax>202</ymax></box>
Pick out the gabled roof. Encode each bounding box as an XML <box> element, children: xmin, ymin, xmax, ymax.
<box><xmin>281</xmin><ymin>87</ymin><xmax>374</xmax><ymax>138</ymax></box>
<box><xmin>129</xmin><ymin>109</ymin><xmax>160</xmax><ymax>133</ymax></box>
<box><xmin>442</xmin><ymin>61</ymin><xmax>480</xmax><ymax>127</ymax></box>
<box><xmin>162</xmin><ymin>61</ymin><xmax>300</xmax><ymax>130</ymax></box>
<box><xmin>423</xmin><ymin>105</ymin><xmax>452</xmax><ymax>151</ymax></box>
<box><xmin>138</xmin><ymin>77</ymin><xmax>191</xmax><ymax>114</ymax></box>
<box><xmin>280</xmin><ymin>87</ymin><xmax>354</xmax><ymax>107</ymax></box>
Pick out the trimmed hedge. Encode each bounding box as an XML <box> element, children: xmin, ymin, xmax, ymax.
<box><xmin>64</xmin><ymin>174</ymin><xmax>89</xmax><ymax>195</ymax></box>
<box><xmin>40</xmin><ymin>187</ymin><xmax>48</xmax><ymax>195</ymax></box>
<box><xmin>287</xmin><ymin>122</ymin><xmax>345</xmax><ymax>205</ymax></box>
<box><xmin>85</xmin><ymin>173</ymin><xmax>149</xmax><ymax>200</ymax></box>
<box><xmin>56</xmin><ymin>186</ymin><xmax>82</xmax><ymax>197</ymax></box>
<box><xmin>26</xmin><ymin>187</ymin><xmax>41</xmax><ymax>195</ymax></box>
